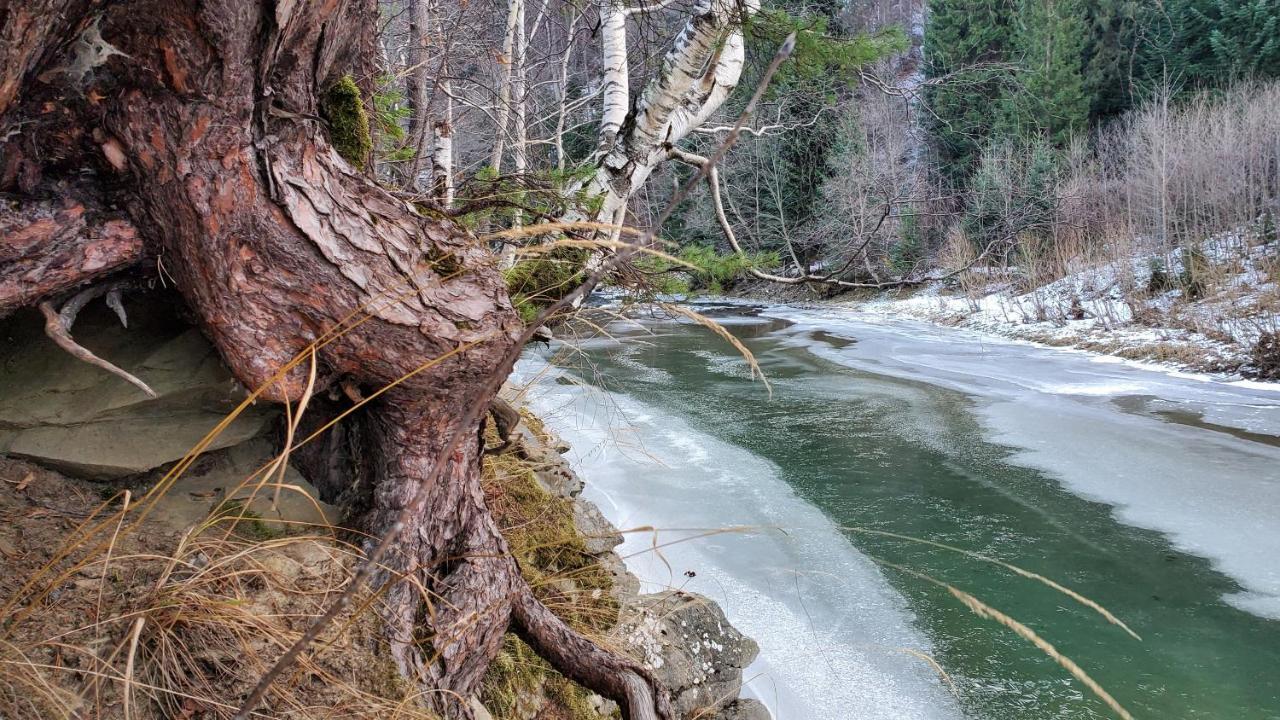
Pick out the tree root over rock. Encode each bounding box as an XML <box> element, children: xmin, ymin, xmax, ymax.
<box><xmin>0</xmin><ymin>1</ymin><xmax>672</xmax><ymax>718</ymax></box>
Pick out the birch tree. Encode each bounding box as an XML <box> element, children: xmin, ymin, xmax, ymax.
<box><xmin>577</xmin><ymin>0</ymin><xmax>761</xmax><ymax>238</ymax></box>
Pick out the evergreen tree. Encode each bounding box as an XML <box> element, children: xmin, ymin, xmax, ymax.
<box><xmin>924</xmin><ymin>0</ymin><xmax>1016</xmax><ymax>178</ymax></box>
<box><xmin>999</xmin><ymin>0</ymin><xmax>1090</xmax><ymax>148</ymax></box>
<box><xmin>1081</xmin><ymin>0</ymin><xmax>1142</xmax><ymax>120</ymax></box>
<box><xmin>1141</xmin><ymin>0</ymin><xmax>1280</xmax><ymax>89</ymax></box>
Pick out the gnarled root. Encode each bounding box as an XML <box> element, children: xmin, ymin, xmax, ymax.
<box><xmin>38</xmin><ymin>281</ymin><xmax>156</xmax><ymax>397</ymax></box>
<box><xmin>360</xmin><ymin>396</ymin><xmax>671</xmax><ymax>720</ymax></box>
<box><xmin>512</xmin><ymin>580</ymin><xmax>673</xmax><ymax>720</ymax></box>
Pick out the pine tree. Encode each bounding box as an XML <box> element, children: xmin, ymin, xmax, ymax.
<box><xmin>924</xmin><ymin>0</ymin><xmax>1015</xmax><ymax>178</ymax></box>
<box><xmin>998</xmin><ymin>0</ymin><xmax>1090</xmax><ymax>148</ymax></box>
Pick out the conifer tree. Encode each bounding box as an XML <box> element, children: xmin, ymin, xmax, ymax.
<box><xmin>999</xmin><ymin>0</ymin><xmax>1090</xmax><ymax>148</ymax></box>
<box><xmin>924</xmin><ymin>0</ymin><xmax>1015</xmax><ymax>177</ymax></box>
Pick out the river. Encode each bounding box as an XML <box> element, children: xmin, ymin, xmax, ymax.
<box><xmin>513</xmin><ymin>300</ymin><xmax>1280</xmax><ymax>720</ymax></box>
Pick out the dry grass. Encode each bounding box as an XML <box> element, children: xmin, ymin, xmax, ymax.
<box><xmin>845</xmin><ymin>526</ymin><xmax>1140</xmax><ymax>641</ymax></box>
<box><xmin>874</xmin><ymin>557</ymin><xmax>1135</xmax><ymax>720</ymax></box>
<box><xmin>0</xmin><ymin>459</ymin><xmax>425</xmax><ymax>720</ymax></box>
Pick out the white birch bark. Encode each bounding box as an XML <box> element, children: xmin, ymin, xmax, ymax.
<box><xmin>598</xmin><ymin>0</ymin><xmax>630</xmax><ymax>150</ymax></box>
<box><xmin>490</xmin><ymin>0</ymin><xmax>523</xmax><ymax>172</ymax></box>
<box><xmin>512</xmin><ymin>0</ymin><xmax>528</xmax><ymax>181</ymax></box>
<box><xmin>431</xmin><ymin>115</ymin><xmax>454</xmax><ymax>206</ymax></box>
<box><xmin>583</xmin><ymin>0</ymin><xmax>758</xmax><ymax>229</ymax></box>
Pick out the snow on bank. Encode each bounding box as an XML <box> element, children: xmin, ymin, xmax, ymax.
<box><xmin>849</xmin><ymin>229</ymin><xmax>1279</xmax><ymax>377</ymax></box>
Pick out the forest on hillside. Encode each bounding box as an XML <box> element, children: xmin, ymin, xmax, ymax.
<box><xmin>363</xmin><ymin>0</ymin><xmax>1280</xmax><ymax>283</ymax></box>
<box><xmin>366</xmin><ymin>0</ymin><xmax>1279</xmax><ymax>368</ymax></box>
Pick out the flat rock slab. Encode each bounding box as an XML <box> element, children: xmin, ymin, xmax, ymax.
<box><xmin>0</xmin><ymin>301</ymin><xmax>275</xmax><ymax>478</ymax></box>
<box><xmin>148</xmin><ymin>438</ymin><xmax>337</xmax><ymax>534</ymax></box>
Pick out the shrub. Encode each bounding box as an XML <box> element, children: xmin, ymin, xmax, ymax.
<box><xmin>1147</xmin><ymin>258</ymin><xmax>1174</xmax><ymax>293</ymax></box>
<box><xmin>1179</xmin><ymin>244</ymin><xmax>1209</xmax><ymax>299</ymax></box>
<box><xmin>1251</xmin><ymin>331</ymin><xmax>1280</xmax><ymax>379</ymax></box>
<box><xmin>1259</xmin><ymin>211</ymin><xmax>1278</xmax><ymax>245</ymax></box>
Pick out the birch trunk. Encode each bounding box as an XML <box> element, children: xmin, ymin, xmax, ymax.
<box><xmin>405</xmin><ymin>0</ymin><xmax>433</xmax><ymax>187</ymax></box>
<box><xmin>490</xmin><ymin>0</ymin><xmax>523</xmax><ymax>172</ymax></box>
<box><xmin>581</xmin><ymin>0</ymin><xmax>757</xmax><ymax>232</ymax></box>
<box><xmin>431</xmin><ymin>1</ymin><xmax>454</xmax><ymax>206</ymax></box>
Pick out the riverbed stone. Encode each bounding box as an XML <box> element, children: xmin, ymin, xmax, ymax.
<box><xmin>711</xmin><ymin>698</ymin><xmax>771</xmax><ymax>720</ymax></box>
<box><xmin>614</xmin><ymin>591</ymin><xmax>761</xmax><ymax>719</ymax></box>
<box><xmin>0</xmin><ymin>301</ymin><xmax>274</xmax><ymax>479</ymax></box>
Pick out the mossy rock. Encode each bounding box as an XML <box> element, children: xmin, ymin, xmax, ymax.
<box><xmin>320</xmin><ymin>74</ymin><xmax>373</xmax><ymax>166</ymax></box>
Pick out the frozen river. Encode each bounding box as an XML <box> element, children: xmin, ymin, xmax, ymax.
<box><xmin>516</xmin><ymin>301</ymin><xmax>1280</xmax><ymax>719</ymax></box>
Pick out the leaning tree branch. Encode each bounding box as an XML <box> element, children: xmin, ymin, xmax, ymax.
<box><xmin>672</xmin><ymin>146</ymin><xmax>1001</xmax><ymax>290</ymax></box>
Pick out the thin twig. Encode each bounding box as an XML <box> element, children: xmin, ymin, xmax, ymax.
<box><xmin>39</xmin><ymin>300</ymin><xmax>156</xmax><ymax>398</ymax></box>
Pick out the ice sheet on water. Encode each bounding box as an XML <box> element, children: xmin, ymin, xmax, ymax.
<box><xmin>756</xmin><ymin>305</ymin><xmax>1280</xmax><ymax>620</ymax></box>
<box><xmin>513</xmin><ymin>358</ymin><xmax>963</xmax><ymax>720</ymax></box>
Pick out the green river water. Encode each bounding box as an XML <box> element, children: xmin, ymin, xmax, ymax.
<box><xmin>531</xmin><ymin>304</ymin><xmax>1280</xmax><ymax>720</ymax></box>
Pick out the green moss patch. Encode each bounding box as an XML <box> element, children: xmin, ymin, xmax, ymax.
<box><xmin>320</xmin><ymin>74</ymin><xmax>373</xmax><ymax>166</ymax></box>
<box><xmin>504</xmin><ymin>247</ymin><xmax>590</xmax><ymax>322</ymax></box>
<box><xmin>478</xmin><ymin>432</ymin><xmax>619</xmax><ymax>719</ymax></box>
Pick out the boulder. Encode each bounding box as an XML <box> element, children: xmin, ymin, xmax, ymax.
<box><xmin>574</xmin><ymin>497</ymin><xmax>624</xmax><ymax>554</ymax></box>
<box><xmin>613</xmin><ymin>591</ymin><xmax>762</xmax><ymax>720</ymax></box>
<box><xmin>0</xmin><ymin>300</ymin><xmax>274</xmax><ymax>479</ymax></box>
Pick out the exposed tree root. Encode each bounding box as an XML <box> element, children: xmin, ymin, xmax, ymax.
<box><xmin>513</xmin><ymin>583</ymin><xmax>673</xmax><ymax>720</ymax></box>
<box><xmin>38</xmin><ymin>283</ymin><xmax>156</xmax><ymax>397</ymax></box>
<box><xmin>0</xmin><ymin>195</ymin><xmax>144</xmax><ymax>317</ymax></box>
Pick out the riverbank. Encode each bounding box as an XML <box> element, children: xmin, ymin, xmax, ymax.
<box><xmin>482</xmin><ymin>405</ymin><xmax>771</xmax><ymax>720</ymax></box>
<box><xmin>513</xmin><ymin>352</ymin><xmax>965</xmax><ymax>720</ymax></box>
<box><xmin>725</xmin><ymin>226</ymin><xmax>1280</xmax><ymax>381</ymax></box>
<box><xmin>0</xmin><ymin>301</ymin><xmax>767</xmax><ymax>720</ymax></box>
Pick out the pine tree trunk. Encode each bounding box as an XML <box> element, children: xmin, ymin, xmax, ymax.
<box><xmin>0</xmin><ymin>2</ymin><xmax>669</xmax><ymax>718</ymax></box>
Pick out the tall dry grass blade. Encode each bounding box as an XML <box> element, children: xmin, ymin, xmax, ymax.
<box><xmin>270</xmin><ymin>347</ymin><xmax>318</xmax><ymax>511</ymax></box>
<box><xmin>948</xmin><ymin>588</ymin><xmax>1133</xmax><ymax>720</ymax></box>
<box><xmin>894</xmin><ymin>647</ymin><xmax>958</xmax><ymax>695</ymax></box>
<box><xmin>659</xmin><ymin>303</ymin><xmax>771</xmax><ymax>396</ymax></box>
<box><xmin>844</xmin><ymin>526</ymin><xmax>1140</xmax><ymax>640</ymax></box>
<box><xmin>122</xmin><ymin>617</ymin><xmax>144</xmax><ymax>720</ymax></box>
<box><xmin>879</xmin><ymin>558</ymin><xmax>1135</xmax><ymax>720</ymax></box>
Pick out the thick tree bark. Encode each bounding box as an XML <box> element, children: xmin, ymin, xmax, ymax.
<box><xmin>0</xmin><ymin>1</ymin><xmax>669</xmax><ymax>717</ymax></box>
<box><xmin>0</xmin><ymin>195</ymin><xmax>143</xmax><ymax>317</ymax></box>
